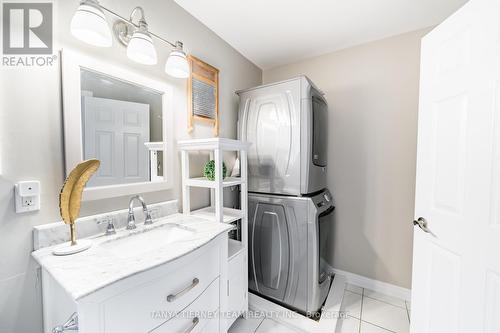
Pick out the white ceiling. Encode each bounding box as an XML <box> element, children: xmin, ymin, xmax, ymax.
<box><xmin>174</xmin><ymin>0</ymin><xmax>468</xmax><ymax>69</ymax></box>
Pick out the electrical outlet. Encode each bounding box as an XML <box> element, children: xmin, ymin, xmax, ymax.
<box><xmin>15</xmin><ymin>181</ymin><xmax>40</xmax><ymax>213</ymax></box>
<box><xmin>22</xmin><ymin>196</ymin><xmax>36</xmax><ymax>207</ymax></box>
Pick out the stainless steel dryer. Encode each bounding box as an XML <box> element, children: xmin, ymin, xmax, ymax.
<box><xmin>237</xmin><ymin>76</ymin><xmax>328</xmax><ymax>196</ymax></box>
<box><xmin>248</xmin><ymin>189</ymin><xmax>334</xmax><ymax>314</ymax></box>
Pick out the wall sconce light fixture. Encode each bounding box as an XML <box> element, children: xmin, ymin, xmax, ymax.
<box><xmin>70</xmin><ymin>0</ymin><xmax>190</xmax><ymax>79</ymax></box>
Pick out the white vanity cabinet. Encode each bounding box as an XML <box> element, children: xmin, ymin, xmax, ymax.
<box><xmin>40</xmin><ymin>232</ymin><xmax>229</xmax><ymax>333</ymax></box>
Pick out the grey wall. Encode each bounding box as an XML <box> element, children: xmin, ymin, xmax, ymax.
<box><xmin>264</xmin><ymin>28</ymin><xmax>430</xmax><ymax>289</ymax></box>
<box><xmin>0</xmin><ymin>0</ymin><xmax>261</xmax><ymax>332</ymax></box>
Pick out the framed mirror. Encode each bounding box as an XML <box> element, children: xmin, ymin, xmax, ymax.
<box><xmin>61</xmin><ymin>49</ymin><xmax>173</xmax><ymax>201</ymax></box>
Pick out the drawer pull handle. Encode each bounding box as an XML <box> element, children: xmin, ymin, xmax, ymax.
<box><xmin>167</xmin><ymin>278</ymin><xmax>199</xmax><ymax>302</ymax></box>
<box><xmin>184</xmin><ymin>317</ymin><xmax>199</xmax><ymax>333</ymax></box>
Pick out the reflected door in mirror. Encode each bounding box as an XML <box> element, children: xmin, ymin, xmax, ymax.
<box><xmin>82</xmin><ymin>96</ymin><xmax>150</xmax><ymax>186</ymax></box>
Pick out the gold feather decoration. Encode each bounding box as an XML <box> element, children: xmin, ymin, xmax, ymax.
<box><xmin>59</xmin><ymin>159</ymin><xmax>100</xmax><ymax>246</ymax></box>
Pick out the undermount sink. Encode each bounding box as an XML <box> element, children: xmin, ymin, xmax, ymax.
<box><xmin>100</xmin><ymin>223</ymin><xmax>195</xmax><ymax>258</ymax></box>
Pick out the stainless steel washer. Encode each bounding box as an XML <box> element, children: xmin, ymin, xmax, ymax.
<box><xmin>248</xmin><ymin>189</ymin><xmax>334</xmax><ymax>314</ymax></box>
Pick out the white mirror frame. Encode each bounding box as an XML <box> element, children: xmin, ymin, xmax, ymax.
<box><xmin>61</xmin><ymin>49</ymin><xmax>174</xmax><ymax>201</ymax></box>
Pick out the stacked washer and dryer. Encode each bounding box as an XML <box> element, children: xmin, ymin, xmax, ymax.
<box><xmin>237</xmin><ymin>76</ymin><xmax>334</xmax><ymax>315</ymax></box>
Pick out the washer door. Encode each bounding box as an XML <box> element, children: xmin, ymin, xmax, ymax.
<box><xmin>249</xmin><ymin>202</ymin><xmax>290</xmax><ymax>302</ymax></box>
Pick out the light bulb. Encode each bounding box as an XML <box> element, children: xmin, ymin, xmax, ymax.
<box><xmin>70</xmin><ymin>0</ymin><xmax>112</xmax><ymax>47</ymax></box>
<box><xmin>127</xmin><ymin>31</ymin><xmax>157</xmax><ymax>65</ymax></box>
<box><xmin>165</xmin><ymin>47</ymin><xmax>189</xmax><ymax>78</ymax></box>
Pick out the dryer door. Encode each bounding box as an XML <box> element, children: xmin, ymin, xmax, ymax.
<box><xmin>238</xmin><ymin>80</ymin><xmax>301</xmax><ymax>195</ymax></box>
<box><xmin>312</xmin><ymin>96</ymin><xmax>328</xmax><ymax>167</ymax></box>
<box><xmin>249</xmin><ymin>201</ymin><xmax>290</xmax><ymax>301</ymax></box>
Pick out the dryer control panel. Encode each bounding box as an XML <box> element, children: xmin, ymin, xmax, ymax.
<box><xmin>311</xmin><ymin>189</ymin><xmax>334</xmax><ymax>211</ymax></box>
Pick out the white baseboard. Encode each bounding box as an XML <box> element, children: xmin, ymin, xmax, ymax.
<box><xmin>329</xmin><ymin>267</ymin><xmax>411</xmax><ymax>301</ymax></box>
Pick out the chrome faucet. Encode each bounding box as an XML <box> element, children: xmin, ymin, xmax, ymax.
<box><xmin>97</xmin><ymin>216</ymin><xmax>116</xmax><ymax>236</ymax></box>
<box><xmin>127</xmin><ymin>195</ymin><xmax>153</xmax><ymax>230</ymax></box>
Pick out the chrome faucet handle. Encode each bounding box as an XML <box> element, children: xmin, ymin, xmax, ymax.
<box><xmin>144</xmin><ymin>209</ymin><xmax>153</xmax><ymax>225</ymax></box>
<box><xmin>126</xmin><ymin>211</ymin><xmax>137</xmax><ymax>230</ymax></box>
<box><xmin>97</xmin><ymin>216</ymin><xmax>116</xmax><ymax>236</ymax></box>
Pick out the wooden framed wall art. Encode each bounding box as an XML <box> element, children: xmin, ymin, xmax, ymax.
<box><xmin>187</xmin><ymin>55</ymin><xmax>219</xmax><ymax>136</ymax></box>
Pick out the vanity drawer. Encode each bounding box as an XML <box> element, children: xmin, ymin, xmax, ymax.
<box><xmin>151</xmin><ymin>278</ymin><xmax>220</xmax><ymax>333</ymax></box>
<box><xmin>102</xmin><ymin>244</ymin><xmax>220</xmax><ymax>333</ymax></box>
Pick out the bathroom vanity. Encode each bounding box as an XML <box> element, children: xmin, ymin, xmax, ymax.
<box><xmin>32</xmin><ymin>211</ymin><xmax>240</xmax><ymax>333</ymax></box>
<box><xmin>36</xmin><ymin>48</ymin><xmax>251</xmax><ymax>333</ymax></box>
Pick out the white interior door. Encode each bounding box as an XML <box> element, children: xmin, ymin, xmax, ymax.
<box><xmin>412</xmin><ymin>1</ymin><xmax>500</xmax><ymax>332</ymax></box>
<box><xmin>82</xmin><ymin>96</ymin><xmax>150</xmax><ymax>186</ymax></box>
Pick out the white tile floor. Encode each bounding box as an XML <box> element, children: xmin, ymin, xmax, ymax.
<box><xmin>229</xmin><ymin>283</ymin><xmax>411</xmax><ymax>333</ymax></box>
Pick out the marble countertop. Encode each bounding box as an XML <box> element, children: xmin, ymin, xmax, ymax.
<box><xmin>32</xmin><ymin>213</ymin><xmax>232</xmax><ymax>301</ymax></box>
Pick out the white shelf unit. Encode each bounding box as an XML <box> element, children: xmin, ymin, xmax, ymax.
<box><xmin>186</xmin><ymin>176</ymin><xmax>244</xmax><ymax>188</ymax></box>
<box><xmin>178</xmin><ymin>138</ymin><xmax>249</xmax><ymax>329</ymax></box>
<box><xmin>191</xmin><ymin>206</ymin><xmax>244</xmax><ymax>224</ymax></box>
<box><xmin>144</xmin><ymin>142</ymin><xmax>163</xmax><ymax>182</ymax></box>
<box><xmin>178</xmin><ymin>138</ymin><xmax>249</xmax><ymax>224</ymax></box>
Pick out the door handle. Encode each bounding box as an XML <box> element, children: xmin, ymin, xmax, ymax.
<box><xmin>413</xmin><ymin>217</ymin><xmax>437</xmax><ymax>237</ymax></box>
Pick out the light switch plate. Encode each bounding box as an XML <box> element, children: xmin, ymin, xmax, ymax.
<box><xmin>15</xmin><ymin>181</ymin><xmax>41</xmax><ymax>213</ymax></box>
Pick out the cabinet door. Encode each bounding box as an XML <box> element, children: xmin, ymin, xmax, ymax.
<box><xmin>227</xmin><ymin>251</ymin><xmax>247</xmax><ymax>328</ymax></box>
